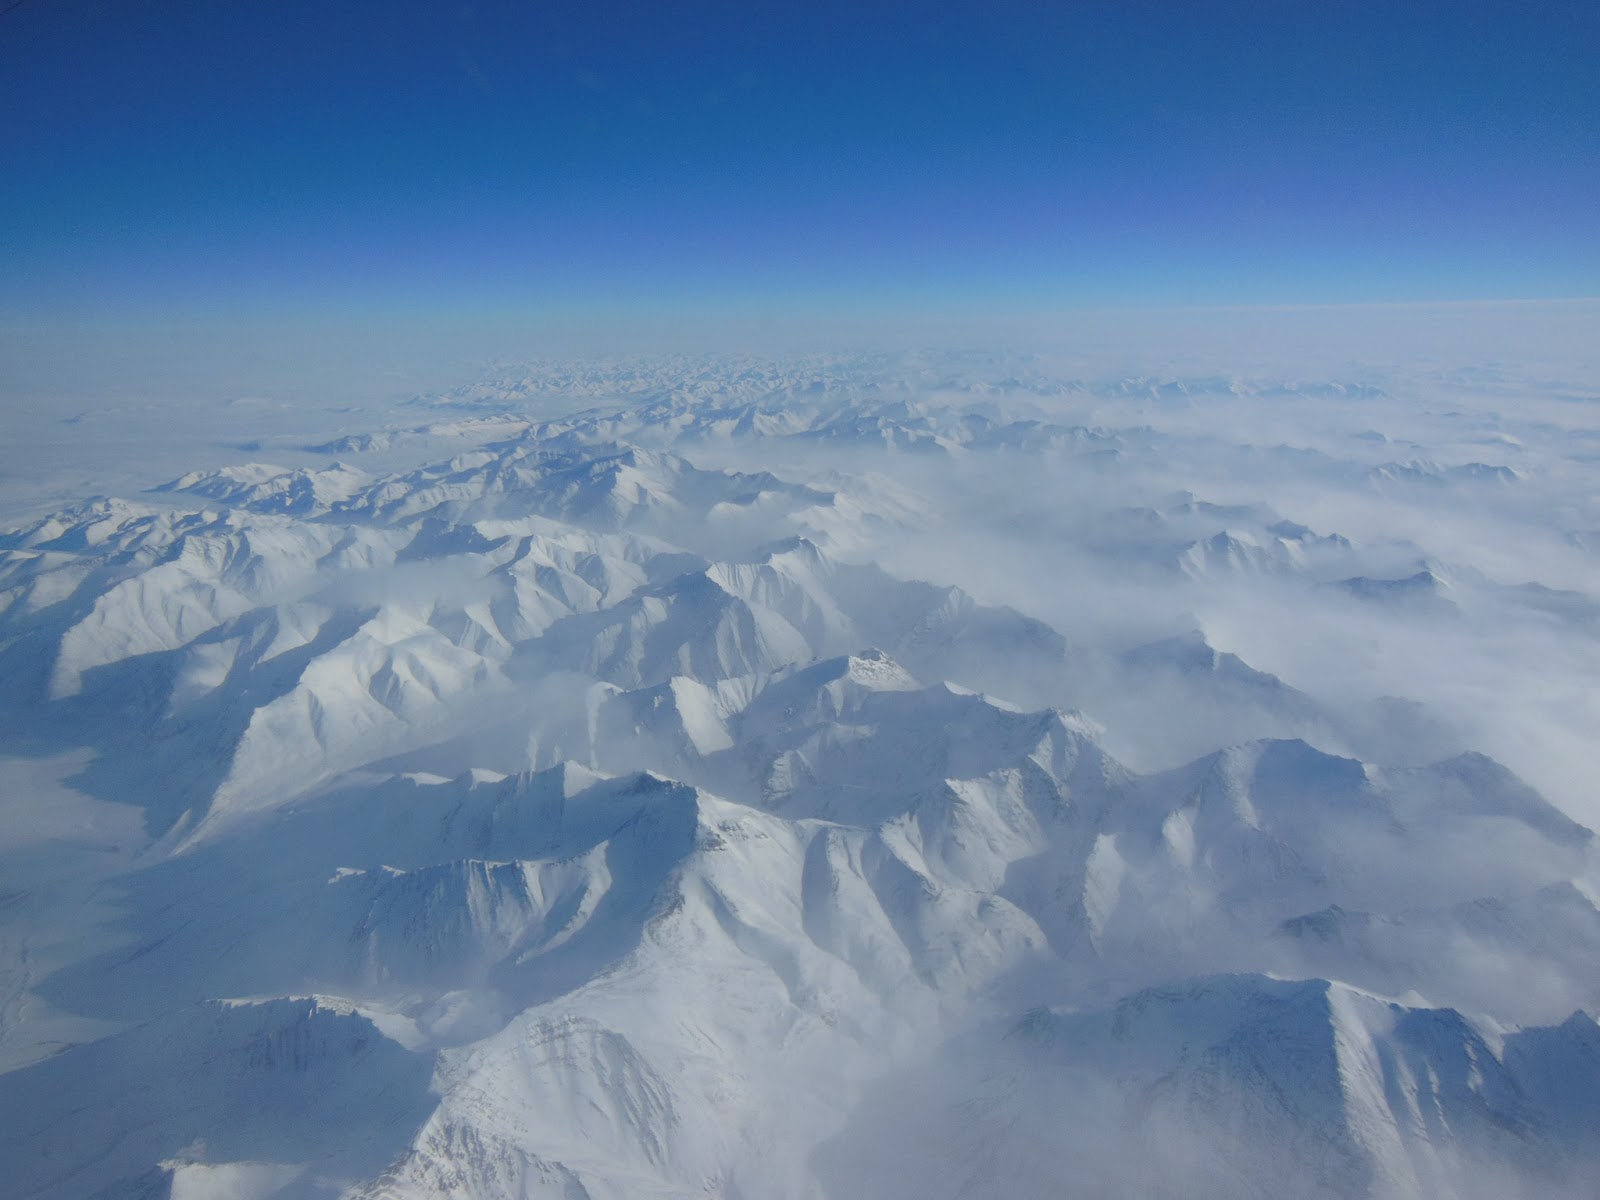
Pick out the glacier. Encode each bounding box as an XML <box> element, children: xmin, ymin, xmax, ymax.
<box><xmin>2</xmin><ymin>343</ymin><xmax>1600</xmax><ymax>1198</ymax></box>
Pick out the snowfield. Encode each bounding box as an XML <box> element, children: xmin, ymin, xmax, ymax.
<box><xmin>3</xmin><ymin>340</ymin><xmax>1600</xmax><ymax>1198</ymax></box>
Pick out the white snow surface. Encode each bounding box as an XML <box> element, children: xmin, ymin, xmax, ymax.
<box><xmin>4</xmin><ymin>337</ymin><xmax>1600</xmax><ymax>1198</ymax></box>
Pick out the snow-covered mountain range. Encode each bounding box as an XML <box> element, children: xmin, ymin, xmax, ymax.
<box><xmin>2</xmin><ymin>352</ymin><xmax>1598</xmax><ymax>1199</ymax></box>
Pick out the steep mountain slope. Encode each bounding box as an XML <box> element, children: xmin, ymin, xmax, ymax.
<box><xmin>827</xmin><ymin>975</ymin><xmax>1600</xmax><ymax>1200</ymax></box>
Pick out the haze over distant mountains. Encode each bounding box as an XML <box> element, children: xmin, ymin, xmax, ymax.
<box><xmin>4</xmin><ymin>331</ymin><xmax>1600</xmax><ymax>1198</ymax></box>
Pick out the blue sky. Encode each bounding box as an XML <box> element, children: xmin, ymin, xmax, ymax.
<box><xmin>2</xmin><ymin>0</ymin><xmax>1596</xmax><ymax>321</ymax></box>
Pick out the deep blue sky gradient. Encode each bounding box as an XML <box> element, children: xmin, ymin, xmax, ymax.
<box><xmin>3</xmin><ymin>0</ymin><xmax>1597</xmax><ymax>319</ymax></box>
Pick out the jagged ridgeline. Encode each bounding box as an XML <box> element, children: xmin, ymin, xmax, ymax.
<box><xmin>1</xmin><ymin>373</ymin><xmax>1597</xmax><ymax>1200</ymax></box>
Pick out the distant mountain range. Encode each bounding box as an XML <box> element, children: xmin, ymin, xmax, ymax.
<box><xmin>1</xmin><ymin>371</ymin><xmax>1593</xmax><ymax>1200</ymax></box>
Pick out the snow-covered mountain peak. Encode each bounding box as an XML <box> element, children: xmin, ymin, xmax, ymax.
<box><xmin>157</xmin><ymin>461</ymin><xmax>373</xmax><ymax>515</ymax></box>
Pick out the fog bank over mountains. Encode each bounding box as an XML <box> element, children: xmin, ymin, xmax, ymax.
<box><xmin>2</xmin><ymin>306</ymin><xmax>1599</xmax><ymax>1197</ymax></box>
